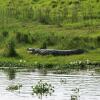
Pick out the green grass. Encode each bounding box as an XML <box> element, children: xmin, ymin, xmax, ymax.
<box><xmin>0</xmin><ymin>47</ymin><xmax>100</xmax><ymax>65</ymax></box>
<box><xmin>18</xmin><ymin>48</ymin><xmax>100</xmax><ymax>64</ymax></box>
<box><xmin>0</xmin><ymin>21</ymin><xmax>100</xmax><ymax>65</ymax></box>
<box><xmin>0</xmin><ymin>0</ymin><xmax>100</xmax><ymax>67</ymax></box>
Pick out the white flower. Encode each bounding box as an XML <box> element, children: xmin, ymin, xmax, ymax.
<box><xmin>70</xmin><ymin>62</ymin><xmax>73</xmax><ymax>64</ymax></box>
<box><xmin>78</xmin><ymin>61</ymin><xmax>82</xmax><ymax>64</ymax></box>
<box><xmin>20</xmin><ymin>60</ymin><xmax>22</xmax><ymax>63</ymax></box>
<box><xmin>86</xmin><ymin>59</ymin><xmax>89</xmax><ymax>64</ymax></box>
<box><xmin>24</xmin><ymin>60</ymin><xmax>26</xmax><ymax>63</ymax></box>
<box><xmin>34</xmin><ymin>61</ymin><xmax>38</xmax><ymax>64</ymax></box>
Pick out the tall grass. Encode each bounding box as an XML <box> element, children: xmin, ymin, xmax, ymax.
<box><xmin>0</xmin><ymin>0</ymin><xmax>100</xmax><ymax>27</ymax></box>
<box><xmin>0</xmin><ymin>30</ymin><xmax>100</xmax><ymax>51</ymax></box>
<box><xmin>0</xmin><ymin>0</ymin><xmax>100</xmax><ymax>64</ymax></box>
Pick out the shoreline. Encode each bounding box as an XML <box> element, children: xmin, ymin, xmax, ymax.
<box><xmin>0</xmin><ymin>60</ymin><xmax>100</xmax><ymax>70</ymax></box>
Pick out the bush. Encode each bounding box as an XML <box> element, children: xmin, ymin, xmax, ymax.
<box><xmin>15</xmin><ymin>32</ymin><xmax>28</xmax><ymax>43</ymax></box>
<box><xmin>32</xmin><ymin>80</ymin><xmax>54</xmax><ymax>99</ymax></box>
<box><xmin>2</xmin><ymin>31</ymin><xmax>9</xmax><ymax>37</ymax></box>
<box><xmin>3</xmin><ymin>40</ymin><xmax>18</xmax><ymax>57</ymax></box>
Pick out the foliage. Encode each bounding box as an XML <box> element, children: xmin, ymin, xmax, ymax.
<box><xmin>71</xmin><ymin>88</ymin><xmax>80</xmax><ymax>100</ymax></box>
<box><xmin>0</xmin><ymin>61</ymin><xmax>30</xmax><ymax>68</ymax></box>
<box><xmin>15</xmin><ymin>32</ymin><xmax>34</xmax><ymax>44</ymax></box>
<box><xmin>6</xmin><ymin>84</ymin><xmax>22</xmax><ymax>91</ymax></box>
<box><xmin>3</xmin><ymin>39</ymin><xmax>18</xmax><ymax>57</ymax></box>
<box><xmin>2</xmin><ymin>31</ymin><xmax>9</xmax><ymax>37</ymax></box>
<box><xmin>32</xmin><ymin>80</ymin><xmax>54</xmax><ymax>99</ymax></box>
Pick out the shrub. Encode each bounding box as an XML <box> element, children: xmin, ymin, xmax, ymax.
<box><xmin>2</xmin><ymin>31</ymin><xmax>9</xmax><ymax>37</ymax></box>
<box><xmin>15</xmin><ymin>32</ymin><xmax>28</xmax><ymax>43</ymax></box>
<box><xmin>15</xmin><ymin>32</ymin><xmax>35</xmax><ymax>44</ymax></box>
<box><xmin>3</xmin><ymin>40</ymin><xmax>18</xmax><ymax>57</ymax></box>
<box><xmin>32</xmin><ymin>80</ymin><xmax>54</xmax><ymax>99</ymax></box>
<box><xmin>6</xmin><ymin>84</ymin><xmax>22</xmax><ymax>91</ymax></box>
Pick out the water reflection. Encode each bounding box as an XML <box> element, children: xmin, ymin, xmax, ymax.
<box><xmin>95</xmin><ymin>68</ymin><xmax>100</xmax><ymax>74</ymax></box>
<box><xmin>53</xmin><ymin>69</ymin><xmax>71</xmax><ymax>74</ymax></box>
<box><xmin>38</xmin><ymin>68</ymin><xmax>48</xmax><ymax>76</ymax></box>
<box><xmin>4</xmin><ymin>68</ymin><xmax>16</xmax><ymax>80</ymax></box>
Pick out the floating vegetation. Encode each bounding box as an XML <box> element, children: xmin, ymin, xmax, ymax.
<box><xmin>53</xmin><ymin>69</ymin><xmax>71</xmax><ymax>74</ymax></box>
<box><xmin>38</xmin><ymin>69</ymin><xmax>48</xmax><ymax>76</ymax></box>
<box><xmin>0</xmin><ymin>60</ymin><xmax>99</xmax><ymax>71</ymax></box>
<box><xmin>69</xmin><ymin>60</ymin><xmax>91</xmax><ymax>69</ymax></box>
<box><xmin>0</xmin><ymin>61</ymin><xmax>32</xmax><ymax>68</ymax></box>
<box><xmin>71</xmin><ymin>95</ymin><xmax>78</xmax><ymax>100</ymax></box>
<box><xmin>6</xmin><ymin>84</ymin><xmax>22</xmax><ymax>92</ymax></box>
<box><xmin>60</xmin><ymin>78</ymin><xmax>67</xmax><ymax>84</ymax></box>
<box><xmin>32</xmin><ymin>80</ymin><xmax>54</xmax><ymax>99</ymax></box>
<box><xmin>71</xmin><ymin>88</ymin><xmax>80</xmax><ymax>100</ymax></box>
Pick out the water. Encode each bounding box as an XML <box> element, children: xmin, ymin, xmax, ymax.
<box><xmin>0</xmin><ymin>68</ymin><xmax>100</xmax><ymax>100</ymax></box>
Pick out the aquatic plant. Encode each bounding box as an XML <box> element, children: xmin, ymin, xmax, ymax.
<box><xmin>71</xmin><ymin>88</ymin><xmax>80</xmax><ymax>100</ymax></box>
<box><xmin>6</xmin><ymin>84</ymin><xmax>22</xmax><ymax>92</ymax></box>
<box><xmin>0</xmin><ymin>60</ymin><xmax>99</xmax><ymax>71</ymax></box>
<box><xmin>32</xmin><ymin>80</ymin><xmax>54</xmax><ymax>99</ymax></box>
<box><xmin>60</xmin><ymin>78</ymin><xmax>67</xmax><ymax>84</ymax></box>
<box><xmin>69</xmin><ymin>60</ymin><xmax>91</xmax><ymax>69</ymax></box>
<box><xmin>0</xmin><ymin>61</ymin><xmax>31</xmax><ymax>68</ymax></box>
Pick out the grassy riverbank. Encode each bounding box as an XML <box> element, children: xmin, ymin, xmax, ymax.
<box><xmin>0</xmin><ymin>47</ymin><xmax>100</xmax><ymax>67</ymax></box>
<box><xmin>0</xmin><ymin>23</ymin><xmax>100</xmax><ymax>67</ymax></box>
<box><xmin>0</xmin><ymin>0</ymin><xmax>100</xmax><ymax>68</ymax></box>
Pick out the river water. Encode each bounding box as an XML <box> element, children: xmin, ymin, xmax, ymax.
<box><xmin>0</xmin><ymin>68</ymin><xmax>100</xmax><ymax>100</ymax></box>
